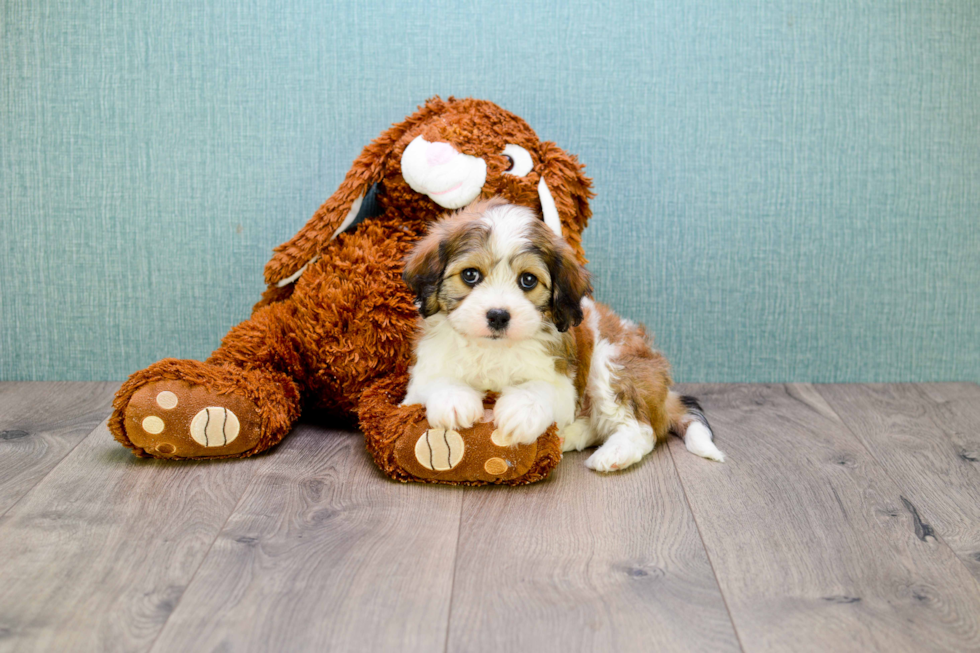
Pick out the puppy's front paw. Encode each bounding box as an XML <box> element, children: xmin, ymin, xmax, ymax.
<box><xmin>493</xmin><ymin>388</ymin><xmax>555</xmax><ymax>447</ymax></box>
<box><xmin>426</xmin><ymin>386</ymin><xmax>485</xmax><ymax>431</ymax></box>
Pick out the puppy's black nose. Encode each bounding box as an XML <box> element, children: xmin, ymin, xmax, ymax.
<box><xmin>486</xmin><ymin>309</ymin><xmax>511</xmax><ymax>331</ymax></box>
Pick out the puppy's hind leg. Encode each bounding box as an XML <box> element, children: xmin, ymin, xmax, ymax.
<box><xmin>584</xmin><ymin>420</ymin><xmax>655</xmax><ymax>473</ymax></box>
<box><xmin>559</xmin><ymin>418</ymin><xmax>597</xmax><ymax>452</ymax></box>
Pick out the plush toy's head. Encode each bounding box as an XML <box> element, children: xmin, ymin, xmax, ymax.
<box><xmin>264</xmin><ymin>97</ymin><xmax>593</xmax><ymax>287</ymax></box>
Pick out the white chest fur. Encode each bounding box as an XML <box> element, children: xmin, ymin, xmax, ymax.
<box><xmin>407</xmin><ymin>315</ymin><xmax>565</xmax><ymax>393</ymax></box>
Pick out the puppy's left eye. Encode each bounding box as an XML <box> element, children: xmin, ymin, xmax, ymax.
<box><xmin>518</xmin><ymin>272</ymin><xmax>538</xmax><ymax>290</ymax></box>
<box><xmin>461</xmin><ymin>268</ymin><xmax>482</xmax><ymax>286</ymax></box>
<box><xmin>501</xmin><ymin>144</ymin><xmax>534</xmax><ymax>177</ymax></box>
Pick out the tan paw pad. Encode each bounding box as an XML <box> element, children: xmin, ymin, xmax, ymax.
<box><xmin>484</xmin><ymin>457</ymin><xmax>508</xmax><ymax>475</ymax></box>
<box><xmin>141</xmin><ymin>416</ymin><xmax>165</xmax><ymax>434</ymax></box>
<box><xmin>415</xmin><ymin>428</ymin><xmax>464</xmax><ymax>471</ymax></box>
<box><xmin>156</xmin><ymin>391</ymin><xmax>179</xmax><ymax>409</ymax></box>
<box><xmin>189</xmin><ymin>407</ymin><xmax>241</xmax><ymax>447</ymax></box>
<box><xmin>490</xmin><ymin>429</ymin><xmax>507</xmax><ymax>447</ymax></box>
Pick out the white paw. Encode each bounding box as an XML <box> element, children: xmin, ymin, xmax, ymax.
<box><xmin>585</xmin><ymin>439</ymin><xmax>646</xmax><ymax>473</ymax></box>
<box><xmin>426</xmin><ymin>386</ymin><xmax>485</xmax><ymax>431</ymax></box>
<box><xmin>492</xmin><ymin>388</ymin><xmax>555</xmax><ymax>446</ymax></box>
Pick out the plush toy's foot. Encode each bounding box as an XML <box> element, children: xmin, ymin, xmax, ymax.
<box><xmin>110</xmin><ymin>358</ymin><xmax>301</xmax><ymax>460</ymax></box>
<box><xmin>122</xmin><ymin>379</ymin><xmax>264</xmax><ymax>458</ymax></box>
<box><xmin>358</xmin><ymin>376</ymin><xmax>562</xmax><ymax>486</ymax></box>
<box><xmin>393</xmin><ymin>407</ymin><xmax>552</xmax><ymax>483</ymax></box>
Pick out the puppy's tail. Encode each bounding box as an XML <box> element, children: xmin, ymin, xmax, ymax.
<box><xmin>666</xmin><ymin>391</ymin><xmax>726</xmax><ymax>462</ymax></box>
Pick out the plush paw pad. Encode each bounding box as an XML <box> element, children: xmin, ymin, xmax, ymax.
<box><xmin>123</xmin><ymin>380</ymin><xmax>262</xmax><ymax>458</ymax></box>
<box><xmin>393</xmin><ymin>400</ymin><xmax>550</xmax><ymax>483</ymax></box>
<box><xmin>141</xmin><ymin>415</ymin><xmax>165</xmax><ymax>434</ymax></box>
<box><xmin>414</xmin><ymin>428</ymin><xmax>465</xmax><ymax>470</ymax></box>
<box><xmin>189</xmin><ymin>407</ymin><xmax>241</xmax><ymax>447</ymax></box>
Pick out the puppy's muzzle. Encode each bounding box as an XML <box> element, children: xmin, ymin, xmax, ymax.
<box><xmin>486</xmin><ymin>309</ymin><xmax>511</xmax><ymax>332</ymax></box>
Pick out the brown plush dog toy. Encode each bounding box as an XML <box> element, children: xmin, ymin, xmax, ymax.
<box><xmin>110</xmin><ymin>96</ymin><xmax>593</xmax><ymax>485</ymax></box>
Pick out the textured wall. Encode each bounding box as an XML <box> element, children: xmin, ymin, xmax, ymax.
<box><xmin>2</xmin><ymin>0</ymin><xmax>978</xmax><ymax>382</ymax></box>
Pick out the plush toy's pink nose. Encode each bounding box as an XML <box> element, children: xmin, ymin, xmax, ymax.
<box><xmin>426</xmin><ymin>141</ymin><xmax>458</xmax><ymax>166</ymax></box>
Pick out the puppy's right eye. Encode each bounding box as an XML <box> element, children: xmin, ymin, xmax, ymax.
<box><xmin>461</xmin><ymin>268</ymin><xmax>482</xmax><ymax>286</ymax></box>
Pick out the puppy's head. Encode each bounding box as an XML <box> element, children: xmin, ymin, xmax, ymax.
<box><xmin>403</xmin><ymin>199</ymin><xmax>592</xmax><ymax>340</ymax></box>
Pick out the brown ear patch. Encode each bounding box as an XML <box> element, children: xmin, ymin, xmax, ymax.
<box><xmin>403</xmin><ymin>205</ymin><xmax>493</xmax><ymax>317</ymax></box>
<box><xmin>402</xmin><ymin>230</ymin><xmax>445</xmax><ymax>317</ymax></box>
<box><xmin>524</xmin><ymin>219</ymin><xmax>592</xmax><ymax>332</ymax></box>
<box><xmin>551</xmin><ymin>248</ymin><xmax>591</xmax><ymax>332</ymax></box>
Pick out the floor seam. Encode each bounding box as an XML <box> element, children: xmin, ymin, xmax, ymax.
<box><xmin>442</xmin><ymin>488</ymin><xmax>467</xmax><ymax>653</ymax></box>
<box><xmin>142</xmin><ymin>448</ymin><xmax>269</xmax><ymax>653</ymax></box>
<box><xmin>667</xmin><ymin>408</ymin><xmax>748</xmax><ymax>653</ymax></box>
<box><xmin>0</xmin><ymin>386</ymin><xmax>117</xmax><ymax>522</ymax></box>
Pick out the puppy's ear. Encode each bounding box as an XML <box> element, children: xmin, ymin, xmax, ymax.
<box><xmin>548</xmin><ymin>240</ymin><xmax>592</xmax><ymax>333</ymax></box>
<box><xmin>402</xmin><ymin>230</ymin><xmax>446</xmax><ymax>318</ymax></box>
<box><xmin>265</xmin><ymin>97</ymin><xmax>450</xmax><ymax>287</ymax></box>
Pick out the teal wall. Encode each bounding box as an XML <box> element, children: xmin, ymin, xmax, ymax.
<box><xmin>2</xmin><ymin>1</ymin><xmax>978</xmax><ymax>382</ymax></box>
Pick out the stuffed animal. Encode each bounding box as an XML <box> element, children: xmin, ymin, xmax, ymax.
<box><xmin>109</xmin><ymin>96</ymin><xmax>593</xmax><ymax>485</ymax></box>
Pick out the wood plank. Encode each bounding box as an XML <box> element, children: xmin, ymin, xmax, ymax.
<box><xmin>445</xmin><ymin>447</ymin><xmax>741</xmax><ymax>652</ymax></box>
<box><xmin>0</xmin><ymin>382</ymin><xmax>118</xmax><ymax>517</ymax></box>
<box><xmin>816</xmin><ymin>383</ymin><xmax>980</xmax><ymax>583</ymax></box>
<box><xmin>669</xmin><ymin>383</ymin><xmax>980</xmax><ymax>652</ymax></box>
<box><xmin>915</xmin><ymin>382</ymin><xmax>980</xmax><ymax>456</ymax></box>
<box><xmin>148</xmin><ymin>425</ymin><xmax>463</xmax><ymax>653</ymax></box>
<box><xmin>0</xmin><ymin>420</ymin><xmax>259</xmax><ymax>653</ymax></box>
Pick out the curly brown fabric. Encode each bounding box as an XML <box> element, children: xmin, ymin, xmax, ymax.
<box><xmin>109</xmin><ymin>97</ymin><xmax>592</xmax><ymax>485</ymax></box>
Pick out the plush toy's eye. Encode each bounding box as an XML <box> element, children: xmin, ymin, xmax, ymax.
<box><xmin>518</xmin><ymin>272</ymin><xmax>538</xmax><ymax>290</ymax></box>
<box><xmin>461</xmin><ymin>268</ymin><xmax>482</xmax><ymax>286</ymax></box>
<box><xmin>501</xmin><ymin>144</ymin><xmax>534</xmax><ymax>177</ymax></box>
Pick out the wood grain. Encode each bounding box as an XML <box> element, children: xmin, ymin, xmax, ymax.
<box><xmin>4</xmin><ymin>381</ymin><xmax>980</xmax><ymax>651</ymax></box>
<box><xmin>445</xmin><ymin>446</ymin><xmax>741</xmax><ymax>653</ymax></box>
<box><xmin>670</xmin><ymin>383</ymin><xmax>980</xmax><ymax>652</ymax></box>
<box><xmin>915</xmin><ymin>383</ymin><xmax>980</xmax><ymax>458</ymax></box>
<box><xmin>816</xmin><ymin>383</ymin><xmax>980</xmax><ymax>582</ymax></box>
<box><xmin>0</xmin><ymin>382</ymin><xmax>118</xmax><ymax>517</ymax></box>
<box><xmin>0</xmin><ymin>420</ymin><xmax>259</xmax><ymax>653</ymax></box>
<box><xmin>148</xmin><ymin>424</ymin><xmax>464</xmax><ymax>653</ymax></box>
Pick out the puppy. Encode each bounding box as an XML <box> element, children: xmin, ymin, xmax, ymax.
<box><xmin>400</xmin><ymin>199</ymin><xmax>724</xmax><ymax>472</ymax></box>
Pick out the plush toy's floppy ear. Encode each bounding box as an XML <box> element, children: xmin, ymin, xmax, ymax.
<box><xmin>536</xmin><ymin>141</ymin><xmax>595</xmax><ymax>266</ymax></box>
<box><xmin>264</xmin><ymin>98</ymin><xmax>449</xmax><ymax>287</ymax></box>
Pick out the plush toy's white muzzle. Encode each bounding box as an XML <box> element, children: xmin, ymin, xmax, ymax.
<box><xmin>400</xmin><ymin>136</ymin><xmax>487</xmax><ymax>209</ymax></box>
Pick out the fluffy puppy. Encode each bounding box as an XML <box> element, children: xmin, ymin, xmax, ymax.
<box><xmin>401</xmin><ymin>199</ymin><xmax>724</xmax><ymax>472</ymax></box>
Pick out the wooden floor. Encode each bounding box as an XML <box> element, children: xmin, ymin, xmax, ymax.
<box><xmin>1</xmin><ymin>383</ymin><xmax>980</xmax><ymax>652</ymax></box>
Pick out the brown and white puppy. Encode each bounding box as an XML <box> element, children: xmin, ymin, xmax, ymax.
<box><xmin>401</xmin><ymin>199</ymin><xmax>724</xmax><ymax>472</ymax></box>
